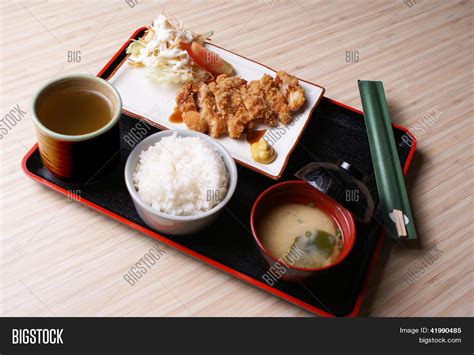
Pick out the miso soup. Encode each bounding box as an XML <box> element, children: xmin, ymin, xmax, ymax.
<box><xmin>256</xmin><ymin>203</ymin><xmax>343</xmax><ymax>268</ymax></box>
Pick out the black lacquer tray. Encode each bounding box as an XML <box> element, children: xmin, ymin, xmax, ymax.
<box><xmin>22</xmin><ymin>29</ymin><xmax>416</xmax><ymax>317</ymax></box>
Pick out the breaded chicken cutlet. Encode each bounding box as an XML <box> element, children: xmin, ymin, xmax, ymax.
<box><xmin>176</xmin><ymin>82</ymin><xmax>208</xmax><ymax>134</ymax></box>
<box><xmin>275</xmin><ymin>71</ymin><xmax>306</xmax><ymax>111</ymax></box>
<box><xmin>253</xmin><ymin>74</ymin><xmax>291</xmax><ymax>126</ymax></box>
<box><xmin>214</xmin><ymin>75</ymin><xmax>252</xmax><ymax>138</ymax></box>
<box><xmin>175</xmin><ymin>71</ymin><xmax>305</xmax><ymax>139</ymax></box>
<box><xmin>198</xmin><ymin>83</ymin><xmax>227</xmax><ymax>137</ymax></box>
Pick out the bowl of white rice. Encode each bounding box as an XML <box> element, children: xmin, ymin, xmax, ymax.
<box><xmin>124</xmin><ymin>129</ymin><xmax>237</xmax><ymax>235</ymax></box>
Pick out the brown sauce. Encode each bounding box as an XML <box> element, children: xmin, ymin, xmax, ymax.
<box><xmin>169</xmin><ymin>107</ymin><xmax>183</xmax><ymax>123</ymax></box>
<box><xmin>246</xmin><ymin>129</ymin><xmax>266</xmax><ymax>144</ymax></box>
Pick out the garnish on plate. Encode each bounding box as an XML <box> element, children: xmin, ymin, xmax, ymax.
<box><xmin>179</xmin><ymin>40</ymin><xmax>234</xmax><ymax>76</ymax></box>
<box><xmin>126</xmin><ymin>14</ymin><xmax>234</xmax><ymax>83</ymax></box>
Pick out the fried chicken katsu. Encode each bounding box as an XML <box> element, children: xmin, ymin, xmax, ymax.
<box><xmin>214</xmin><ymin>75</ymin><xmax>251</xmax><ymax>138</ymax></box>
<box><xmin>198</xmin><ymin>83</ymin><xmax>227</xmax><ymax>137</ymax></box>
<box><xmin>275</xmin><ymin>71</ymin><xmax>306</xmax><ymax>111</ymax></box>
<box><xmin>255</xmin><ymin>74</ymin><xmax>291</xmax><ymax>125</ymax></box>
<box><xmin>175</xmin><ymin>71</ymin><xmax>305</xmax><ymax>139</ymax></box>
<box><xmin>176</xmin><ymin>82</ymin><xmax>209</xmax><ymax>133</ymax></box>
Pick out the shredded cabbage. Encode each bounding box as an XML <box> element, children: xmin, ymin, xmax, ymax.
<box><xmin>126</xmin><ymin>14</ymin><xmax>211</xmax><ymax>84</ymax></box>
<box><xmin>126</xmin><ymin>40</ymin><xmax>145</xmax><ymax>57</ymax></box>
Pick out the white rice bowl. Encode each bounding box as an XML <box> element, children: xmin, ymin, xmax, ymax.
<box><xmin>133</xmin><ymin>133</ymin><xmax>229</xmax><ymax>216</ymax></box>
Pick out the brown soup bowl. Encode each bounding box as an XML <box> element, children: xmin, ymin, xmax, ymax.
<box><xmin>250</xmin><ymin>181</ymin><xmax>356</xmax><ymax>281</ymax></box>
<box><xmin>31</xmin><ymin>74</ymin><xmax>122</xmax><ymax>182</ymax></box>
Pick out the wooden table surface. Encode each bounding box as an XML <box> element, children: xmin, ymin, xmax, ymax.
<box><xmin>1</xmin><ymin>0</ymin><xmax>472</xmax><ymax>317</ymax></box>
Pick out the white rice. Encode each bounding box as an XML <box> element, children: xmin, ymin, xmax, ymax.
<box><xmin>133</xmin><ymin>133</ymin><xmax>228</xmax><ymax>216</ymax></box>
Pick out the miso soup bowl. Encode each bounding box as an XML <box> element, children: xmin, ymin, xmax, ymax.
<box><xmin>250</xmin><ymin>181</ymin><xmax>356</xmax><ymax>281</ymax></box>
<box><xmin>125</xmin><ymin>129</ymin><xmax>238</xmax><ymax>236</ymax></box>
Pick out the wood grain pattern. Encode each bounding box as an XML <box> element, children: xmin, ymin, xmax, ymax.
<box><xmin>0</xmin><ymin>0</ymin><xmax>472</xmax><ymax>317</ymax></box>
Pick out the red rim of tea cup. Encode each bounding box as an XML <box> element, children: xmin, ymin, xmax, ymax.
<box><xmin>250</xmin><ymin>180</ymin><xmax>357</xmax><ymax>273</ymax></box>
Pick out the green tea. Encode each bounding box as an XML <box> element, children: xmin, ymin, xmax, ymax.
<box><xmin>36</xmin><ymin>89</ymin><xmax>112</xmax><ymax>135</ymax></box>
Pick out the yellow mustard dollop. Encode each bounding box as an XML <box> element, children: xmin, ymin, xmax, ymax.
<box><xmin>250</xmin><ymin>140</ymin><xmax>277</xmax><ymax>164</ymax></box>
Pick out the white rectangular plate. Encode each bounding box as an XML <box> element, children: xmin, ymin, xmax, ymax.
<box><xmin>108</xmin><ymin>43</ymin><xmax>325</xmax><ymax>179</ymax></box>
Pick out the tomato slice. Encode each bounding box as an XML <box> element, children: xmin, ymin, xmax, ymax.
<box><xmin>181</xmin><ymin>41</ymin><xmax>234</xmax><ymax>76</ymax></box>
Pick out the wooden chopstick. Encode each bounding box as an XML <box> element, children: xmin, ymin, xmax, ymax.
<box><xmin>393</xmin><ymin>209</ymin><xmax>407</xmax><ymax>238</ymax></box>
